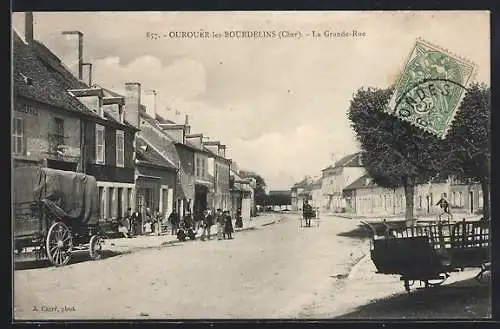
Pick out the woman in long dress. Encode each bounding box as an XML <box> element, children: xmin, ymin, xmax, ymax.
<box><xmin>223</xmin><ymin>210</ymin><xmax>234</xmax><ymax>239</ymax></box>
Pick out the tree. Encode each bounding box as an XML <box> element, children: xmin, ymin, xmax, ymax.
<box><xmin>348</xmin><ymin>87</ymin><xmax>446</xmax><ymax>225</ymax></box>
<box><xmin>238</xmin><ymin>170</ymin><xmax>268</xmax><ymax>206</ymax></box>
<box><xmin>441</xmin><ymin>83</ymin><xmax>490</xmax><ymax>219</ymax></box>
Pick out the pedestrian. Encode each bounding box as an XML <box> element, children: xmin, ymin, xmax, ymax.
<box><xmin>436</xmin><ymin>193</ymin><xmax>450</xmax><ymax>214</ymax></box>
<box><xmin>215</xmin><ymin>208</ymin><xmax>224</xmax><ymax>240</ymax></box>
<box><xmin>130</xmin><ymin>207</ymin><xmax>142</xmax><ymax>236</ymax></box>
<box><xmin>201</xmin><ymin>209</ymin><xmax>214</xmax><ymax>241</ymax></box>
<box><xmin>224</xmin><ymin>210</ymin><xmax>234</xmax><ymax>239</ymax></box>
<box><xmin>168</xmin><ymin>209</ymin><xmax>180</xmax><ymax>236</ymax></box>
<box><xmin>235</xmin><ymin>209</ymin><xmax>243</xmax><ymax>228</ymax></box>
<box><xmin>303</xmin><ymin>200</ymin><xmax>313</xmax><ymax>227</ymax></box>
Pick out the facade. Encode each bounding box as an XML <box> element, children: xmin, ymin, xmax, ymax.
<box><xmin>202</xmin><ymin>140</ymin><xmax>232</xmax><ymax>212</ymax></box>
<box><xmin>230</xmin><ymin>169</ymin><xmax>253</xmax><ymax>220</ymax></box>
<box><xmin>290</xmin><ymin>177</ymin><xmax>312</xmax><ymax>211</ymax></box>
<box><xmin>134</xmin><ymin>136</ymin><xmax>177</xmax><ymax>222</ymax></box>
<box><xmin>103</xmin><ymin>85</ymin><xmax>180</xmax><ymax>227</ymax></box>
<box><xmin>343</xmin><ymin>175</ymin><xmax>406</xmax><ymax>216</ymax></box>
<box><xmin>343</xmin><ymin>174</ymin><xmax>483</xmax><ymax>218</ymax></box>
<box><xmin>321</xmin><ymin>152</ymin><xmax>366</xmax><ymax>212</ymax></box>
<box><xmin>449</xmin><ymin>178</ymin><xmax>483</xmax><ymax>215</ymax></box>
<box><xmin>309</xmin><ymin>179</ymin><xmax>323</xmax><ymax>209</ymax></box>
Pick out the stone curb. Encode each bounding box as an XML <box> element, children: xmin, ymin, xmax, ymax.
<box><xmin>109</xmin><ymin>218</ymin><xmax>278</xmax><ymax>251</ymax></box>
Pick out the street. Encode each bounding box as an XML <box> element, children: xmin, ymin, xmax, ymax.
<box><xmin>14</xmin><ymin>213</ymin><xmax>369</xmax><ymax>320</ymax></box>
<box><xmin>14</xmin><ymin>213</ymin><xmax>490</xmax><ymax>320</ymax></box>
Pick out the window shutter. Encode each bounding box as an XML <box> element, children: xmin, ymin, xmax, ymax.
<box><xmin>21</xmin><ymin>118</ymin><xmax>26</xmax><ymax>155</ymax></box>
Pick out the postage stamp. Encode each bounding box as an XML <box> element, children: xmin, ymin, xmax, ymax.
<box><xmin>386</xmin><ymin>38</ymin><xmax>476</xmax><ymax>139</ymax></box>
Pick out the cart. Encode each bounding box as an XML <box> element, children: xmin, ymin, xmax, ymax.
<box><xmin>366</xmin><ymin>218</ymin><xmax>490</xmax><ymax>293</ymax></box>
<box><xmin>13</xmin><ymin>166</ymin><xmax>104</xmax><ymax>267</ymax></box>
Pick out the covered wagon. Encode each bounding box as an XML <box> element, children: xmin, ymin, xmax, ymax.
<box><xmin>13</xmin><ymin>166</ymin><xmax>104</xmax><ymax>266</ymax></box>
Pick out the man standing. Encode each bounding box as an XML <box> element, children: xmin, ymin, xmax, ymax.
<box><xmin>168</xmin><ymin>209</ymin><xmax>180</xmax><ymax>236</ymax></box>
<box><xmin>201</xmin><ymin>209</ymin><xmax>214</xmax><ymax>241</ymax></box>
<box><xmin>303</xmin><ymin>200</ymin><xmax>313</xmax><ymax>227</ymax></box>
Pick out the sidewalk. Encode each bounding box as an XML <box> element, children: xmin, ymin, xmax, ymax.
<box><xmin>324</xmin><ymin>212</ymin><xmax>481</xmax><ymax>222</ymax></box>
<box><xmin>105</xmin><ymin>214</ymin><xmax>280</xmax><ymax>253</ymax></box>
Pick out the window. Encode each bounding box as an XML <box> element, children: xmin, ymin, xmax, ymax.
<box><xmin>54</xmin><ymin>117</ymin><xmax>64</xmax><ymax>146</ymax></box>
<box><xmin>478</xmin><ymin>190</ymin><xmax>484</xmax><ymax>208</ymax></box>
<box><xmin>96</xmin><ymin>124</ymin><xmax>105</xmax><ymax>164</ymax></box>
<box><xmin>459</xmin><ymin>192</ymin><xmax>464</xmax><ymax>207</ymax></box>
<box><xmin>116</xmin><ymin>130</ymin><xmax>124</xmax><ymax>167</ymax></box>
<box><xmin>12</xmin><ymin>117</ymin><xmax>24</xmax><ymax>155</ymax></box>
<box><xmin>201</xmin><ymin>158</ymin><xmax>206</xmax><ymax>177</ymax></box>
<box><xmin>196</xmin><ymin>157</ymin><xmax>200</xmax><ymax>177</ymax></box>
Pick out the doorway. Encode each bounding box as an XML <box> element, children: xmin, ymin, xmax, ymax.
<box><xmin>469</xmin><ymin>191</ymin><xmax>474</xmax><ymax>213</ymax></box>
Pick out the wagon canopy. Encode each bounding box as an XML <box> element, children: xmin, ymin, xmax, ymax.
<box><xmin>13</xmin><ymin>166</ymin><xmax>99</xmax><ymax>226</ymax></box>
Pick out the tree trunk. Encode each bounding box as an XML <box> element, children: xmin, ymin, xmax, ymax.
<box><xmin>480</xmin><ymin>178</ymin><xmax>490</xmax><ymax>220</ymax></box>
<box><xmin>403</xmin><ymin>178</ymin><xmax>416</xmax><ymax>227</ymax></box>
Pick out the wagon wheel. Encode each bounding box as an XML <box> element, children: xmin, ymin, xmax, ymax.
<box><xmin>46</xmin><ymin>222</ymin><xmax>73</xmax><ymax>266</ymax></box>
<box><xmin>89</xmin><ymin>235</ymin><xmax>103</xmax><ymax>260</ymax></box>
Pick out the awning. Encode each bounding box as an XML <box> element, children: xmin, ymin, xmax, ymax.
<box><xmin>136</xmin><ymin>174</ymin><xmax>161</xmax><ymax>180</ymax></box>
<box><xmin>195</xmin><ymin>179</ymin><xmax>214</xmax><ymax>188</ymax></box>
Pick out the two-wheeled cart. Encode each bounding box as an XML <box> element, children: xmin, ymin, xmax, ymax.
<box><xmin>366</xmin><ymin>218</ymin><xmax>490</xmax><ymax>293</ymax></box>
<box><xmin>13</xmin><ymin>166</ymin><xmax>104</xmax><ymax>267</ymax></box>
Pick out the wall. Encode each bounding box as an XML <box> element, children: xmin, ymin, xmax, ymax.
<box><xmin>12</xmin><ymin>97</ymin><xmax>81</xmax><ymax>165</ymax></box>
<box><xmin>322</xmin><ymin>166</ymin><xmax>366</xmax><ymax>211</ymax></box>
<box><xmin>355</xmin><ymin>186</ymin><xmax>405</xmax><ymax>216</ymax></box>
<box><xmin>214</xmin><ymin>158</ymin><xmax>231</xmax><ymax>210</ymax></box>
<box><xmin>450</xmin><ymin>183</ymin><xmax>483</xmax><ymax>215</ymax></box>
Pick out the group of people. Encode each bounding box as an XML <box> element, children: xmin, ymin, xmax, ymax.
<box><xmin>167</xmin><ymin>208</ymin><xmax>237</xmax><ymax>241</ymax></box>
<box><xmin>118</xmin><ymin>207</ymin><xmax>163</xmax><ymax>238</ymax></box>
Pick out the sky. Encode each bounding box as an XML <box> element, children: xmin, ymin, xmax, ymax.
<box><xmin>12</xmin><ymin>11</ymin><xmax>490</xmax><ymax>190</ymax></box>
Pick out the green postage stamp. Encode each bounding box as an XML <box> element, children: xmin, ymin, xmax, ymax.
<box><xmin>387</xmin><ymin>38</ymin><xmax>476</xmax><ymax>139</ymax></box>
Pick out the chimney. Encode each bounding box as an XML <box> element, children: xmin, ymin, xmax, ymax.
<box><xmin>25</xmin><ymin>12</ymin><xmax>33</xmax><ymax>43</ymax></box>
<box><xmin>82</xmin><ymin>62</ymin><xmax>92</xmax><ymax>86</ymax></box>
<box><xmin>61</xmin><ymin>30</ymin><xmax>84</xmax><ymax>80</ymax></box>
<box><xmin>124</xmin><ymin>82</ymin><xmax>141</xmax><ymax>129</ymax></box>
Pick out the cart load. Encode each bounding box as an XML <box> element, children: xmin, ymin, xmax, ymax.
<box><xmin>365</xmin><ymin>218</ymin><xmax>490</xmax><ymax>293</ymax></box>
<box><xmin>14</xmin><ymin>166</ymin><xmax>103</xmax><ymax>266</ymax></box>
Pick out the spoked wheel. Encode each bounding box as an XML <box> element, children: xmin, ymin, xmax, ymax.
<box><xmin>46</xmin><ymin>222</ymin><xmax>73</xmax><ymax>266</ymax></box>
<box><xmin>89</xmin><ymin>235</ymin><xmax>103</xmax><ymax>260</ymax></box>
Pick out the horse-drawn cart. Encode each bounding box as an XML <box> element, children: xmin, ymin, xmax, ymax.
<box><xmin>365</xmin><ymin>218</ymin><xmax>490</xmax><ymax>293</ymax></box>
<box><xmin>13</xmin><ymin>166</ymin><xmax>104</xmax><ymax>266</ymax></box>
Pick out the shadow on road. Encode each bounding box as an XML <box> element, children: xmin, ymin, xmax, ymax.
<box><xmin>337</xmin><ymin>221</ymin><xmax>407</xmax><ymax>239</ymax></box>
<box><xmin>336</xmin><ymin>277</ymin><xmax>491</xmax><ymax>319</ymax></box>
<box><xmin>14</xmin><ymin>249</ymin><xmax>129</xmax><ymax>271</ymax></box>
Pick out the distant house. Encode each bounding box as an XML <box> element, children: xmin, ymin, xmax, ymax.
<box><xmin>290</xmin><ymin>177</ymin><xmax>312</xmax><ymax>211</ymax></box>
<box><xmin>321</xmin><ymin>152</ymin><xmax>366</xmax><ymax>212</ymax></box>
<box><xmin>343</xmin><ymin>175</ymin><xmax>406</xmax><ymax>216</ymax></box>
<box><xmin>202</xmin><ymin>140</ymin><xmax>232</xmax><ymax>212</ymax></box>
<box><xmin>230</xmin><ymin>169</ymin><xmax>254</xmax><ymax>220</ymax></box>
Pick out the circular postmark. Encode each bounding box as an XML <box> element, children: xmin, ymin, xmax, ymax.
<box><xmin>392</xmin><ymin>78</ymin><xmax>467</xmax><ymax>134</ymax></box>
